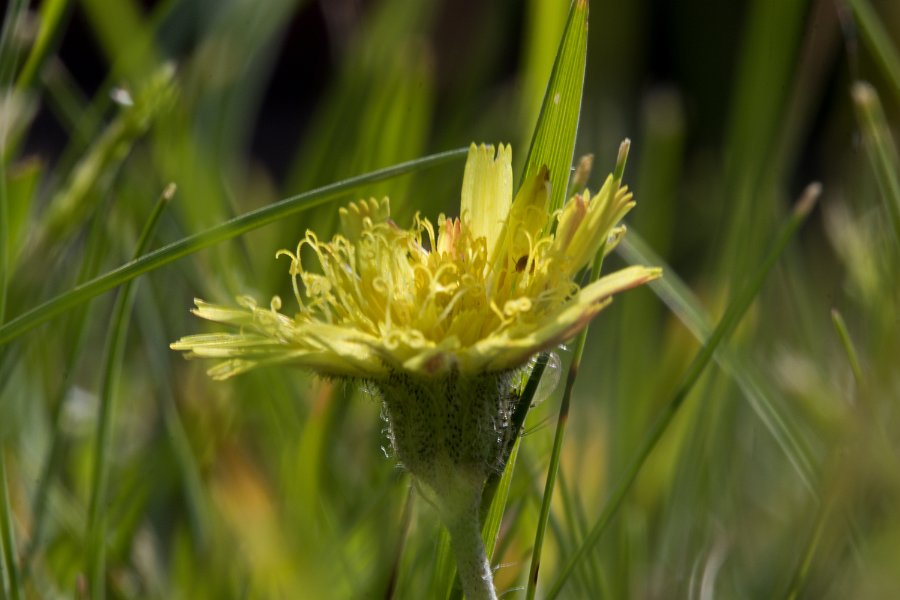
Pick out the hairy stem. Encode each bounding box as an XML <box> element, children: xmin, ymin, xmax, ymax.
<box><xmin>439</xmin><ymin>482</ymin><xmax>497</xmax><ymax>600</ymax></box>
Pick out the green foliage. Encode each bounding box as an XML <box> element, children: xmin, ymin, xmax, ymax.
<box><xmin>2</xmin><ymin>0</ymin><xmax>900</xmax><ymax>598</ymax></box>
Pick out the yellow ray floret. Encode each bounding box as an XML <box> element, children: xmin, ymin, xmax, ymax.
<box><xmin>171</xmin><ymin>144</ymin><xmax>661</xmax><ymax>379</ymax></box>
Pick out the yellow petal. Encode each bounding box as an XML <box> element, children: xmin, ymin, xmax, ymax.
<box><xmin>460</xmin><ymin>143</ymin><xmax>512</xmax><ymax>256</ymax></box>
<box><xmin>466</xmin><ymin>265</ymin><xmax>662</xmax><ymax>371</ymax></box>
<box><xmin>487</xmin><ymin>165</ymin><xmax>550</xmax><ymax>279</ymax></box>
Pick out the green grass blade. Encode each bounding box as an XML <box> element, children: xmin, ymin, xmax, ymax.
<box><xmin>0</xmin><ymin>149</ymin><xmax>467</xmax><ymax>346</ymax></box>
<box><xmin>546</xmin><ymin>184</ymin><xmax>821</xmax><ymax>599</ymax></box>
<box><xmin>520</xmin><ymin>0</ymin><xmax>589</xmax><ymax>212</ymax></box>
<box><xmin>830</xmin><ymin>308</ymin><xmax>864</xmax><ymax>386</ymax></box>
<box><xmin>0</xmin><ymin>3</ymin><xmax>29</xmax><ymax>596</ymax></box>
<box><xmin>85</xmin><ymin>185</ymin><xmax>174</xmax><ymax>599</ymax></box>
<box><xmin>481</xmin><ymin>439</ymin><xmax>520</xmax><ymax>562</ymax></box>
<box><xmin>480</xmin><ymin>352</ymin><xmax>550</xmax><ymax>527</ymax></box>
<box><xmin>846</xmin><ymin>0</ymin><xmax>900</xmax><ymax>102</ymax></box>
<box><xmin>0</xmin><ymin>452</ymin><xmax>22</xmax><ymax>600</ymax></box>
<box><xmin>851</xmin><ymin>81</ymin><xmax>900</xmax><ymax>246</ymax></box>
<box><xmin>23</xmin><ymin>209</ymin><xmax>114</xmax><ymax>571</ymax></box>
<box><xmin>525</xmin><ymin>141</ymin><xmax>629</xmax><ymax>599</ymax></box>
<box><xmin>15</xmin><ymin>0</ymin><xmax>72</xmax><ymax>90</ymax></box>
<box><xmin>617</xmin><ymin>230</ymin><xmax>819</xmax><ymax>495</ymax></box>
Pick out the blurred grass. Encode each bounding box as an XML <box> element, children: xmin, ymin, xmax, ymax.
<box><xmin>1</xmin><ymin>0</ymin><xmax>900</xmax><ymax>598</ymax></box>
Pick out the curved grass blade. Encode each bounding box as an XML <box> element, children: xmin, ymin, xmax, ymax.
<box><xmin>545</xmin><ymin>184</ymin><xmax>821</xmax><ymax>599</ymax></box>
<box><xmin>520</xmin><ymin>0</ymin><xmax>589</xmax><ymax>213</ymax></box>
<box><xmin>851</xmin><ymin>81</ymin><xmax>900</xmax><ymax>246</ymax></box>
<box><xmin>617</xmin><ymin>230</ymin><xmax>819</xmax><ymax>495</ymax></box>
<box><xmin>85</xmin><ymin>185</ymin><xmax>174</xmax><ymax>600</ymax></box>
<box><xmin>0</xmin><ymin>148</ymin><xmax>467</xmax><ymax>346</ymax></box>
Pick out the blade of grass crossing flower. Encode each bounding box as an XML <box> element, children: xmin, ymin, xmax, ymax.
<box><xmin>480</xmin><ymin>353</ymin><xmax>551</xmax><ymax>526</ymax></box>
<box><xmin>617</xmin><ymin>231</ymin><xmax>819</xmax><ymax>496</ymax></box>
<box><xmin>481</xmin><ymin>439</ymin><xmax>520</xmax><ymax>562</ymax></box>
<box><xmin>525</xmin><ymin>141</ymin><xmax>630</xmax><ymax>600</ymax></box>
<box><xmin>0</xmin><ymin>148</ymin><xmax>467</xmax><ymax>346</ymax></box>
<box><xmin>520</xmin><ymin>0</ymin><xmax>588</xmax><ymax>212</ymax></box>
<box><xmin>851</xmin><ymin>82</ymin><xmax>900</xmax><ymax>246</ymax></box>
<box><xmin>86</xmin><ymin>184</ymin><xmax>174</xmax><ymax>600</ymax></box>
<box><xmin>546</xmin><ymin>184</ymin><xmax>821</xmax><ymax>599</ymax></box>
<box><xmin>845</xmin><ymin>0</ymin><xmax>900</xmax><ymax>103</ymax></box>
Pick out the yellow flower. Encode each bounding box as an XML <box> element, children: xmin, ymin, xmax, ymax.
<box><xmin>173</xmin><ymin>142</ymin><xmax>660</xmax><ymax>600</ymax></box>
<box><xmin>171</xmin><ymin>143</ymin><xmax>660</xmax><ymax>380</ymax></box>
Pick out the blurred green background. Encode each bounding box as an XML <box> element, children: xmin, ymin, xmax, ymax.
<box><xmin>2</xmin><ymin>0</ymin><xmax>900</xmax><ymax>597</ymax></box>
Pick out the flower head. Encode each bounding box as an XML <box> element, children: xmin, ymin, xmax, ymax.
<box><xmin>171</xmin><ymin>143</ymin><xmax>660</xmax><ymax>380</ymax></box>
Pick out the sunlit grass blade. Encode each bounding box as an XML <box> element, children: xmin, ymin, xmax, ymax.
<box><xmin>0</xmin><ymin>148</ymin><xmax>466</xmax><ymax>346</ymax></box>
<box><xmin>429</xmin><ymin>528</ymin><xmax>455</xmax><ymax>600</ymax></box>
<box><xmin>525</xmin><ymin>140</ymin><xmax>629</xmax><ymax>600</ymax></box>
<box><xmin>520</xmin><ymin>0</ymin><xmax>588</xmax><ymax>212</ymax></box>
<box><xmin>845</xmin><ymin>0</ymin><xmax>900</xmax><ymax>102</ymax></box>
<box><xmin>545</xmin><ymin>183</ymin><xmax>821</xmax><ymax>599</ymax></box>
<box><xmin>383</xmin><ymin>485</ymin><xmax>415</xmax><ymax>599</ymax></box>
<box><xmin>851</xmin><ymin>81</ymin><xmax>900</xmax><ymax>245</ymax></box>
<box><xmin>617</xmin><ymin>230</ymin><xmax>819</xmax><ymax>495</ymax></box>
<box><xmin>86</xmin><ymin>184</ymin><xmax>174</xmax><ymax>599</ymax></box>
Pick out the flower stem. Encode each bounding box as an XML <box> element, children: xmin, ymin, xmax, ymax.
<box><xmin>439</xmin><ymin>482</ymin><xmax>497</xmax><ymax>600</ymax></box>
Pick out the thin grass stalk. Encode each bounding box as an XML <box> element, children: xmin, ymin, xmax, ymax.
<box><xmin>545</xmin><ymin>183</ymin><xmax>821</xmax><ymax>599</ymax></box>
<box><xmin>845</xmin><ymin>0</ymin><xmax>900</xmax><ymax>102</ymax></box>
<box><xmin>0</xmin><ymin>452</ymin><xmax>22</xmax><ymax>600</ymax></box>
<box><xmin>85</xmin><ymin>185</ymin><xmax>174</xmax><ymax>599</ymax></box>
<box><xmin>830</xmin><ymin>308</ymin><xmax>864</xmax><ymax>386</ymax></box>
<box><xmin>783</xmin><ymin>495</ymin><xmax>833</xmax><ymax>600</ymax></box>
<box><xmin>0</xmin><ymin>148</ymin><xmax>467</xmax><ymax>346</ymax></box>
<box><xmin>525</xmin><ymin>140</ymin><xmax>630</xmax><ymax>599</ymax></box>
<box><xmin>851</xmin><ymin>81</ymin><xmax>900</xmax><ymax>247</ymax></box>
